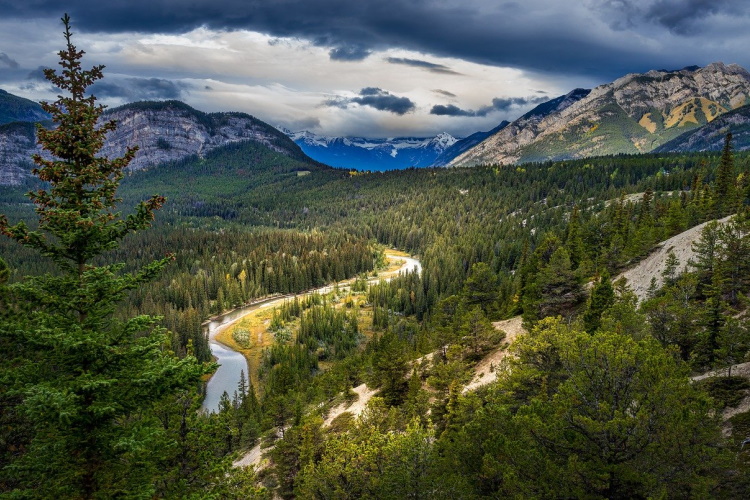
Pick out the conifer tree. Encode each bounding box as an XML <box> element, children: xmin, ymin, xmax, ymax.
<box><xmin>661</xmin><ymin>250</ymin><xmax>680</xmax><ymax>288</ymax></box>
<box><xmin>0</xmin><ymin>15</ymin><xmax>204</xmax><ymax>498</ymax></box>
<box><xmin>713</xmin><ymin>132</ymin><xmax>735</xmax><ymax>217</ymax></box>
<box><xmin>583</xmin><ymin>270</ymin><xmax>615</xmax><ymax>334</ymax></box>
<box><xmin>462</xmin><ymin>261</ymin><xmax>498</xmax><ymax>317</ymax></box>
<box><xmin>564</xmin><ymin>205</ymin><xmax>586</xmax><ymax>270</ymax></box>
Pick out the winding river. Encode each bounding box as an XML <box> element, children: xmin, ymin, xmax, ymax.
<box><xmin>201</xmin><ymin>253</ymin><xmax>422</xmax><ymax>413</ymax></box>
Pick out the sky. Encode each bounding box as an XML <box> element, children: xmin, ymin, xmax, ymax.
<box><xmin>0</xmin><ymin>0</ymin><xmax>749</xmax><ymax>138</ymax></box>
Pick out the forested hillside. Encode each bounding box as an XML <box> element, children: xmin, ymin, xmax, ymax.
<box><xmin>5</xmin><ymin>119</ymin><xmax>750</xmax><ymax>496</ymax></box>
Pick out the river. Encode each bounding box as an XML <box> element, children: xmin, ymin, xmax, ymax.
<box><xmin>201</xmin><ymin>252</ymin><xmax>422</xmax><ymax>413</ymax></box>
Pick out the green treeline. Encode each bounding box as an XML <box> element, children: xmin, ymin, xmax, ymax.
<box><xmin>0</xmin><ymin>224</ymin><xmax>380</xmax><ymax>362</ymax></box>
<box><xmin>112</xmin><ymin>140</ymin><xmax>749</xmax><ymax>312</ymax></box>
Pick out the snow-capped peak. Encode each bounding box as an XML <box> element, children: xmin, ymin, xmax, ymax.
<box><xmin>428</xmin><ymin>132</ymin><xmax>458</xmax><ymax>152</ymax></box>
<box><xmin>286</xmin><ymin>130</ymin><xmax>465</xmax><ymax>170</ymax></box>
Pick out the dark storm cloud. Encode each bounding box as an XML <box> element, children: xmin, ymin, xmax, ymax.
<box><xmin>598</xmin><ymin>0</ymin><xmax>744</xmax><ymax>34</ymax></box>
<box><xmin>2</xmin><ymin>1</ymin><xmax>749</xmax><ymax>80</ymax></box>
<box><xmin>16</xmin><ymin>66</ymin><xmax>59</xmax><ymax>93</ymax></box>
<box><xmin>89</xmin><ymin>77</ymin><xmax>185</xmax><ymax>101</ymax></box>
<box><xmin>26</xmin><ymin>67</ymin><xmax>51</xmax><ymax>81</ymax></box>
<box><xmin>647</xmin><ymin>0</ymin><xmax>740</xmax><ymax>34</ymax></box>
<box><xmin>431</xmin><ymin>95</ymin><xmax>549</xmax><ymax>117</ymax></box>
<box><xmin>386</xmin><ymin>57</ymin><xmax>460</xmax><ymax>74</ymax></box>
<box><xmin>359</xmin><ymin>87</ymin><xmax>383</xmax><ymax>96</ymax></box>
<box><xmin>0</xmin><ymin>52</ymin><xmax>19</xmax><ymax>69</ymax></box>
<box><xmin>432</xmin><ymin>89</ymin><xmax>457</xmax><ymax>98</ymax></box>
<box><xmin>327</xmin><ymin>87</ymin><xmax>415</xmax><ymax>115</ymax></box>
<box><xmin>328</xmin><ymin>45</ymin><xmax>372</xmax><ymax>61</ymax></box>
<box><xmin>431</xmin><ymin>104</ymin><xmax>474</xmax><ymax>117</ymax></box>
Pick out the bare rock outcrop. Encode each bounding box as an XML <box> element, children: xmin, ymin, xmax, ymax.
<box><xmin>0</xmin><ymin>100</ymin><xmax>305</xmax><ymax>185</ymax></box>
<box><xmin>452</xmin><ymin>63</ymin><xmax>750</xmax><ymax>167</ymax></box>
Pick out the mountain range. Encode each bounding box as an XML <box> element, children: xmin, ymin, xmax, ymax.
<box><xmin>283</xmin><ymin>130</ymin><xmax>459</xmax><ymax>171</ymax></box>
<box><xmin>0</xmin><ymin>100</ymin><xmax>310</xmax><ymax>185</ymax></box>
<box><xmin>3</xmin><ymin>61</ymin><xmax>750</xmax><ymax>185</ymax></box>
<box><xmin>451</xmin><ymin>62</ymin><xmax>750</xmax><ymax>166</ymax></box>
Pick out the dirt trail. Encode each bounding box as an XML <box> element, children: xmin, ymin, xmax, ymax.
<box><xmin>232</xmin><ymin>442</ymin><xmax>265</xmax><ymax>469</ymax></box>
<box><xmin>616</xmin><ymin>216</ymin><xmax>733</xmax><ymax>303</ymax></box>
<box><xmin>323</xmin><ymin>383</ymin><xmax>378</xmax><ymax>427</ymax></box>
<box><xmin>232</xmin><ymin>253</ymin><xmax>418</xmax><ymax>468</ymax></box>
<box><xmin>463</xmin><ymin>316</ymin><xmax>525</xmax><ymax>392</ymax></box>
<box><xmin>232</xmin><ymin>384</ymin><xmax>378</xmax><ymax>469</ymax></box>
<box><xmin>692</xmin><ymin>362</ymin><xmax>750</xmax><ymax>382</ymax></box>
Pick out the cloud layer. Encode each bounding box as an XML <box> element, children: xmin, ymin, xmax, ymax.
<box><xmin>3</xmin><ymin>0</ymin><xmax>749</xmax><ymax>80</ymax></box>
<box><xmin>328</xmin><ymin>87</ymin><xmax>416</xmax><ymax>115</ymax></box>
<box><xmin>90</xmin><ymin>77</ymin><xmax>186</xmax><ymax>101</ymax></box>
<box><xmin>1</xmin><ymin>0</ymin><xmax>749</xmax><ymax>138</ymax></box>
<box><xmin>431</xmin><ymin>96</ymin><xmax>549</xmax><ymax>117</ymax></box>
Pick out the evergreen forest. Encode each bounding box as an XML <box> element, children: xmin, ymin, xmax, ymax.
<box><xmin>4</xmin><ymin>15</ymin><xmax>750</xmax><ymax>500</ymax></box>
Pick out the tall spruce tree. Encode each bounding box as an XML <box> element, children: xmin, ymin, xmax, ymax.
<box><xmin>713</xmin><ymin>132</ymin><xmax>735</xmax><ymax>217</ymax></box>
<box><xmin>583</xmin><ymin>270</ymin><xmax>615</xmax><ymax>334</ymax></box>
<box><xmin>0</xmin><ymin>15</ymin><xmax>204</xmax><ymax>498</ymax></box>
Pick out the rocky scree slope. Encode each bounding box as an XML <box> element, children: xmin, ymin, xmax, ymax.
<box><xmin>451</xmin><ymin>63</ymin><xmax>750</xmax><ymax>166</ymax></box>
<box><xmin>0</xmin><ymin>99</ymin><xmax>308</xmax><ymax>185</ymax></box>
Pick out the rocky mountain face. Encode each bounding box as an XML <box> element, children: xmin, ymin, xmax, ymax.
<box><xmin>431</xmin><ymin>121</ymin><xmax>509</xmax><ymax>166</ymax></box>
<box><xmin>0</xmin><ymin>89</ymin><xmax>50</xmax><ymax>125</ymax></box>
<box><xmin>285</xmin><ymin>130</ymin><xmax>459</xmax><ymax>171</ymax></box>
<box><xmin>0</xmin><ymin>99</ymin><xmax>307</xmax><ymax>185</ymax></box>
<box><xmin>0</xmin><ymin>122</ymin><xmax>37</xmax><ymax>185</ymax></box>
<box><xmin>451</xmin><ymin>63</ymin><xmax>750</xmax><ymax>166</ymax></box>
<box><xmin>655</xmin><ymin>103</ymin><xmax>750</xmax><ymax>153</ymax></box>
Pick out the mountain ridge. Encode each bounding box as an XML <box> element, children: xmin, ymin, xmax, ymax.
<box><xmin>451</xmin><ymin>62</ymin><xmax>750</xmax><ymax>166</ymax></box>
<box><xmin>0</xmin><ymin>89</ymin><xmax>50</xmax><ymax>126</ymax></box>
<box><xmin>284</xmin><ymin>129</ymin><xmax>459</xmax><ymax>171</ymax></box>
<box><xmin>0</xmin><ymin>98</ymin><xmax>315</xmax><ymax>185</ymax></box>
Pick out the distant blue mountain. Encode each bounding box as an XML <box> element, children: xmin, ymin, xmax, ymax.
<box><xmin>282</xmin><ymin>129</ymin><xmax>460</xmax><ymax>171</ymax></box>
<box><xmin>0</xmin><ymin>89</ymin><xmax>50</xmax><ymax>125</ymax></box>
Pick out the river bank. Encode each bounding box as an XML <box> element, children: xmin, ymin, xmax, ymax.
<box><xmin>201</xmin><ymin>249</ymin><xmax>421</xmax><ymax>413</ymax></box>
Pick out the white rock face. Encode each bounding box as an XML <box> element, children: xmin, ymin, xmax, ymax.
<box><xmin>0</xmin><ymin>123</ymin><xmax>42</xmax><ymax>185</ymax></box>
<box><xmin>451</xmin><ymin>63</ymin><xmax>750</xmax><ymax>167</ymax></box>
<box><xmin>0</xmin><ymin>102</ymin><xmax>299</xmax><ymax>185</ymax></box>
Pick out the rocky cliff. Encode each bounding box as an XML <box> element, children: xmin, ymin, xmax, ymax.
<box><xmin>451</xmin><ymin>63</ymin><xmax>750</xmax><ymax>166</ymax></box>
<box><xmin>0</xmin><ymin>99</ymin><xmax>307</xmax><ymax>185</ymax></box>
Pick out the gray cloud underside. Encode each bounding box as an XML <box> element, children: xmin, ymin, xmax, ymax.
<box><xmin>89</xmin><ymin>77</ymin><xmax>186</xmax><ymax>101</ymax></box>
<box><xmin>431</xmin><ymin>95</ymin><xmax>549</xmax><ymax>117</ymax></box>
<box><xmin>328</xmin><ymin>44</ymin><xmax>372</xmax><ymax>61</ymax></box>
<box><xmin>3</xmin><ymin>1</ymin><xmax>749</xmax><ymax>79</ymax></box>
<box><xmin>432</xmin><ymin>89</ymin><xmax>457</xmax><ymax>98</ymax></box>
<box><xmin>601</xmin><ymin>0</ymin><xmax>742</xmax><ymax>34</ymax></box>
<box><xmin>18</xmin><ymin>66</ymin><xmax>185</xmax><ymax>101</ymax></box>
<box><xmin>0</xmin><ymin>52</ymin><xmax>19</xmax><ymax>69</ymax></box>
<box><xmin>386</xmin><ymin>57</ymin><xmax>460</xmax><ymax>74</ymax></box>
<box><xmin>327</xmin><ymin>87</ymin><xmax>415</xmax><ymax>115</ymax></box>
